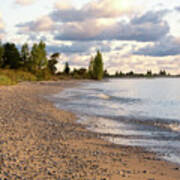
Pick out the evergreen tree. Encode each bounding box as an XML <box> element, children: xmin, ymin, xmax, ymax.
<box><xmin>64</xmin><ymin>62</ymin><xmax>70</xmax><ymax>75</ymax></box>
<box><xmin>21</xmin><ymin>43</ymin><xmax>30</xmax><ymax>63</ymax></box>
<box><xmin>0</xmin><ymin>42</ymin><xmax>4</xmax><ymax>67</ymax></box>
<box><xmin>104</xmin><ymin>69</ymin><xmax>109</xmax><ymax>78</ymax></box>
<box><xmin>146</xmin><ymin>70</ymin><xmax>152</xmax><ymax>77</ymax></box>
<box><xmin>3</xmin><ymin>43</ymin><xmax>21</xmax><ymax>69</ymax></box>
<box><xmin>115</xmin><ymin>71</ymin><xmax>119</xmax><ymax>77</ymax></box>
<box><xmin>159</xmin><ymin>70</ymin><xmax>167</xmax><ymax>76</ymax></box>
<box><xmin>88</xmin><ymin>56</ymin><xmax>94</xmax><ymax>78</ymax></box>
<box><xmin>92</xmin><ymin>50</ymin><xmax>104</xmax><ymax>80</ymax></box>
<box><xmin>48</xmin><ymin>52</ymin><xmax>60</xmax><ymax>74</ymax></box>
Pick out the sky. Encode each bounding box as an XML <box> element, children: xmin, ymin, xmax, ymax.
<box><xmin>0</xmin><ymin>0</ymin><xmax>180</xmax><ymax>74</ymax></box>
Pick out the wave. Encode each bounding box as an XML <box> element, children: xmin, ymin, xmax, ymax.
<box><xmin>96</xmin><ymin>115</ymin><xmax>180</xmax><ymax>133</ymax></box>
<box><xmin>96</xmin><ymin>93</ymin><xmax>142</xmax><ymax>104</ymax></box>
<box><xmin>165</xmin><ymin>123</ymin><xmax>180</xmax><ymax>132</ymax></box>
<box><xmin>97</xmin><ymin>93</ymin><xmax>110</xmax><ymax>100</ymax></box>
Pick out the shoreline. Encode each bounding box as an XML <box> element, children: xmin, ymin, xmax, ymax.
<box><xmin>0</xmin><ymin>80</ymin><xmax>180</xmax><ymax>179</ymax></box>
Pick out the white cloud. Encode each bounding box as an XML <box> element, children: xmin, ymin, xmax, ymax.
<box><xmin>15</xmin><ymin>0</ymin><xmax>36</xmax><ymax>6</ymax></box>
<box><xmin>0</xmin><ymin>13</ymin><xmax>5</xmax><ymax>39</ymax></box>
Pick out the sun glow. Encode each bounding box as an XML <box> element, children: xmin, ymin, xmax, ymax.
<box><xmin>115</xmin><ymin>0</ymin><xmax>131</xmax><ymax>11</ymax></box>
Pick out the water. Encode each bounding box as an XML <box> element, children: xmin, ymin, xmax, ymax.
<box><xmin>51</xmin><ymin>78</ymin><xmax>180</xmax><ymax>164</ymax></box>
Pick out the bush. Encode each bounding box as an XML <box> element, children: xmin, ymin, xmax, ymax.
<box><xmin>13</xmin><ymin>71</ymin><xmax>37</xmax><ymax>82</ymax></box>
<box><xmin>35</xmin><ymin>68</ymin><xmax>52</xmax><ymax>81</ymax></box>
<box><xmin>0</xmin><ymin>75</ymin><xmax>14</xmax><ymax>85</ymax></box>
<box><xmin>0</xmin><ymin>69</ymin><xmax>37</xmax><ymax>84</ymax></box>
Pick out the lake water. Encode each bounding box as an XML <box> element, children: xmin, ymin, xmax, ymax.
<box><xmin>52</xmin><ymin>78</ymin><xmax>180</xmax><ymax>164</ymax></box>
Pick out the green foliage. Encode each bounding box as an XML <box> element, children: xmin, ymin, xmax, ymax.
<box><xmin>88</xmin><ymin>56</ymin><xmax>94</xmax><ymax>78</ymax></box>
<box><xmin>0</xmin><ymin>69</ymin><xmax>37</xmax><ymax>83</ymax></box>
<box><xmin>0</xmin><ymin>40</ymin><xmax>106</xmax><ymax>85</ymax></box>
<box><xmin>71</xmin><ymin>68</ymin><xmax>89</xmax><ymax>79</ymax></box>
<box><xmin>36</xmin><ymin>68</ymin><xmax>52</xmax><ymax>81</ymax></box>
<box><xmin>0</xmin><ymin>75</ymin><xmax>13</xmax><ymax>85</ymax></box>
<box><xmin>2</xmin><ymin>43</ymin><xmax>21</xmax><ymax>69</ymax></box>
<box><xmin>21</xmin><ymin>43</ymin><xmax>30</xmax><ymax>63</ymax></box>
<box><xmin>64</xmin><ymin>62</ymin><xmax>70</xmax><ymax>75</ymax></box>
<box><xmin>159</xmin><ymin>70</ymin><xmax>167</xmax><ymax>76</ymax></box>
<box><xmin>30</xmin><ymin>41</ymin><xmax>48</xmax><ymax>73</ymax></box>
<box><xmin>0</xmin><ymin>42</ymin><xmax>4</xmax><ymax>68</ymax></box>
<box><xmin>48</xmin><ymin>52</ymin><xmax>60</xmax><ymax>74</ymax></box>
<box><xmin>104</xmin><ymin>69</ymin><xmax>110</xmax><ymax>78</ymax></box>
<box><xmin>92</xmin><ymin>50</ymin><xmax>104</xmax><ymax>80</ymax></box>
<box><xmin>146</xmin><ymin>70</ymin><xmax>152</xmax><ymax>77</ymax></box>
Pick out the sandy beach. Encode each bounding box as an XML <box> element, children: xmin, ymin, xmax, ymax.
<box><xmin>0</xmin><ymin>80</ymin><xmax>180</xmax><ymax>180</ymax></box>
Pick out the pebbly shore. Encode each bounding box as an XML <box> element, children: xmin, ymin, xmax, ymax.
<box><xmin>0</xmin><ymin>81</ymin><xmax>180</xmax><ymax>180</ymax></box>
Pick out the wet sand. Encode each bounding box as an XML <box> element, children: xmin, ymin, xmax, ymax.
<box><xmin>0</xmin><ymin>80</ymin><xmax>180</xmax><ymax>180</ymax></box>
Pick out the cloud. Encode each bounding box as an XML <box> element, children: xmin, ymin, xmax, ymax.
<box><xmin>51</xmin><ymin>0</ymin><xmax>134</xmax><ymax>23</ymax></box>
<box><xmin>0</xmin><ymin>14</ymin><xmax>4</xmax><ymax>30</ymax></box>
<box><xmin>15</xmin><ymin>0</ymin><xmax>36</xmax><ymax>6</ymax></box>
<box><xmin>47</xmin><ymin>41</ymin><xmax>111</xmax><ymax>54</ymax></box>
<box><xmin>54</xmin><ymin>10</ymin><xmax>169</xmax><ymax>42</ymax></box>
<box><xmin>17</xmin><ymin>16</ymin><xmax>54</xmax><ymax>33</ymax></box>
<box><xmin>134</xmin><ymin>36</ymin><xmax>180</xmax><ymax>57</ymax></box>
<box><xmin>16</xmin><ymin>0</ymin><xmax>170</xmax><ymax>43</ymax></box>
<box><xmin>0</xmin><ymin>13</ymin><xmax>5</xmax><ymax>39</ymax></box>
<box><xmin>131</xmin><ymin>10</ymin><xmax>169</xmax><ymax>24</ymax></box>
<box><xmin>175</xmin><ymin>6</ymin><xmax>180</xmax><ymax>12</ymax></box>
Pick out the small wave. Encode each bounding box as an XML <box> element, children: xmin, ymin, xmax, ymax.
<box><xmin>167</xmin><ymin>123</ymin><xmax>180</xmax><ymax>132</ymax></box>
<box><xmin>98</xmin><ymin>93</ymin><xmax>110</xmax><ymax>100</ymax></box>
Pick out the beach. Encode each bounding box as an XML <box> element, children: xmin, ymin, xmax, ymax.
<box><xmin>0</xmin><ymin>81</ymin><xmax>180</xmax><ymax>180</ymax></box>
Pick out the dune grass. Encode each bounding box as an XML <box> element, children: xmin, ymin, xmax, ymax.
<box><xmin>0</xmin><ymin>69</ymin><xmax>37</xmax><ymax>86</ymax></box>
<box><xmin>0</xmin><ymin>75</ymin><xmax>14</xmax><ymax>86</ymax></box>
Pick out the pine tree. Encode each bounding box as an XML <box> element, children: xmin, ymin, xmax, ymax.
<box><xmin>21</xmin><ymin>43</ymin><xmax>30</xmax><ymax>63</ymax></box>
<box><xmin>88</xmin><ymin>56</ymin><xmax>94</xmax><ymax>78</ymax></box>
<box><xmin>0</xmin><ymin>42</ymin><xmax>4</xmax><ymax>68</ymax></box>
<box><xmin>3</xmin><ymin>43</ymin><xmax>21</xmax><ymax>69</ymax></box>
<box><xmin>64</xmin><ymin>62</ymin><xmax>70</xmax><ymax>75</ymax></box>
<box><xmin>48</xmin><ymin>52</ymin><xmax>60</xmax><ymax>74</ymax></box>
<box><xmin>93</xmin><ymin>50</ymin><xmax>104</xmax><ymax>80</ymax></box>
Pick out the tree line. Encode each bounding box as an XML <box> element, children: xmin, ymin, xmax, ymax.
<box><xmin>111</xmin><ymin>70</ymin><xmax>171</xmax><ymax>78</ymax></box>
<box><xmin>0</xmin><ymin>41</ymin><xmax>104</xmax><ymax>81</ymax></box>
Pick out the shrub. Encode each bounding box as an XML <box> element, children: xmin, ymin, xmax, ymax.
<box><xmin>0</xmin><ymin>69</ymin><xmax>37</xmax><ymax>84</ymax></box>
<box><xmin>0</xmin><ymin>75</ymin><xmax>14</xmax><ymax>85</ymax></box>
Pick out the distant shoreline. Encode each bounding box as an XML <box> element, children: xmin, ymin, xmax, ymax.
<box><xmin>0</xmin><ymin>80</ymin><xmax>180</xmax><ymax>179</ymax></box>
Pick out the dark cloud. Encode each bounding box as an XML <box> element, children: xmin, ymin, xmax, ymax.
<box><xmin>47</xmin><ymin>43</ymin><xmax>91</xmax><ymax>54</ymax></box>
<box><xmin>175</xmin><ymin>6</ymin><xmax>180</xmax><ymax>12</ymax></box>
<box><xmin>51</xmin><ymin>0</ymin><xmax>132</xmax><ymax>23</ymax></box>
<box><xmin>134</xmin><ymin>36</ymin><xmax>180</xmax><ymax>57</ymax></box>
<box><xmin>55</xmin><ymin>10</ymin><xmax>169</xmax><ymax>42</ymax></box>
<box><xmin>131</xmin><ymin>10</ymin><xmax>169</xmax><ymax>24</ymax></box>
<box><xmin>17</xmin><ymin>16</ymin><xmax>54</xmax><ymax>33</ymax></box>
<box><xmin>50</xmin><ymin>9</ymin><xmax>86</xmax><ymax>23</ymax></box>
<box><xmin>47</xmin><ymin>41</ymin><xmax>111</xmax><ymax>54</ymax></box>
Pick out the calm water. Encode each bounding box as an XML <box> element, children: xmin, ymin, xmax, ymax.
<box><xmin>52</xmin><ymin>78</ymin><xmax>180</xmax><ymax>164</ymax></box>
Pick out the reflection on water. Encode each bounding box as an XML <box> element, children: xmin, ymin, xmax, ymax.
<box><xmin>52</xmin><ymin>78</ymin><xmax>180</xmax><ymax>164</ymax></box>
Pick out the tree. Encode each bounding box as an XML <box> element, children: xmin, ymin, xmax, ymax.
<box><xmin>21</xmin><ymin>43</ymin><xmax>30</xmax><ymax>63</ymax></box>
<box><xmin>64</xmin><ymin>62</ymin><xmax>70</xmax><ymax>75</ymax></box>
<box><xmin>3</xmin><ymin>43</ymin><xmax>21</xmax><ymax>69</ymax></box>
<box><xmin>30</xmin><ymin>40</ymin><xmax>48</xmax><ymax>73</ymax></box>
<box><xmin>104</xmin><ymin>69</ymin><xmax>109</xmax><ymax>78</ymax></box>
<box><xmin>159</xmin><ymin>70</ymin><xmax>166</xmax><ymax>76</ymax></box>
<box><xmin>115</xmin><ymin>71</ymin><xmax>119</xmax><ymax>77</ymax></box>
<box><xmin>48</xmin><ymin>52</ymin><xmax>60</xmax><ymax>74</ymax></box>
<box><xmin>92</xmin><ymin>50</ymin><xmax>104</xmax><ymax>80</ymax></box>
<box><xmin>0</xmin><ymin>42</ymin><xmax>4</xmax><ymax>67</ymax></box>
<box><xmin>147</xmin><ymin>70</ymin><xmax>152</xmax><ymax>77</ymax></box>
<box><xmin>88</xmin><ymin>56</ymin><xmax>94</xmax><ymax>77</ymax></box>
<box><xmin>126</xmin><ymin>71</ymin><xmax>134</xmax><ymax>76</ymax></box>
